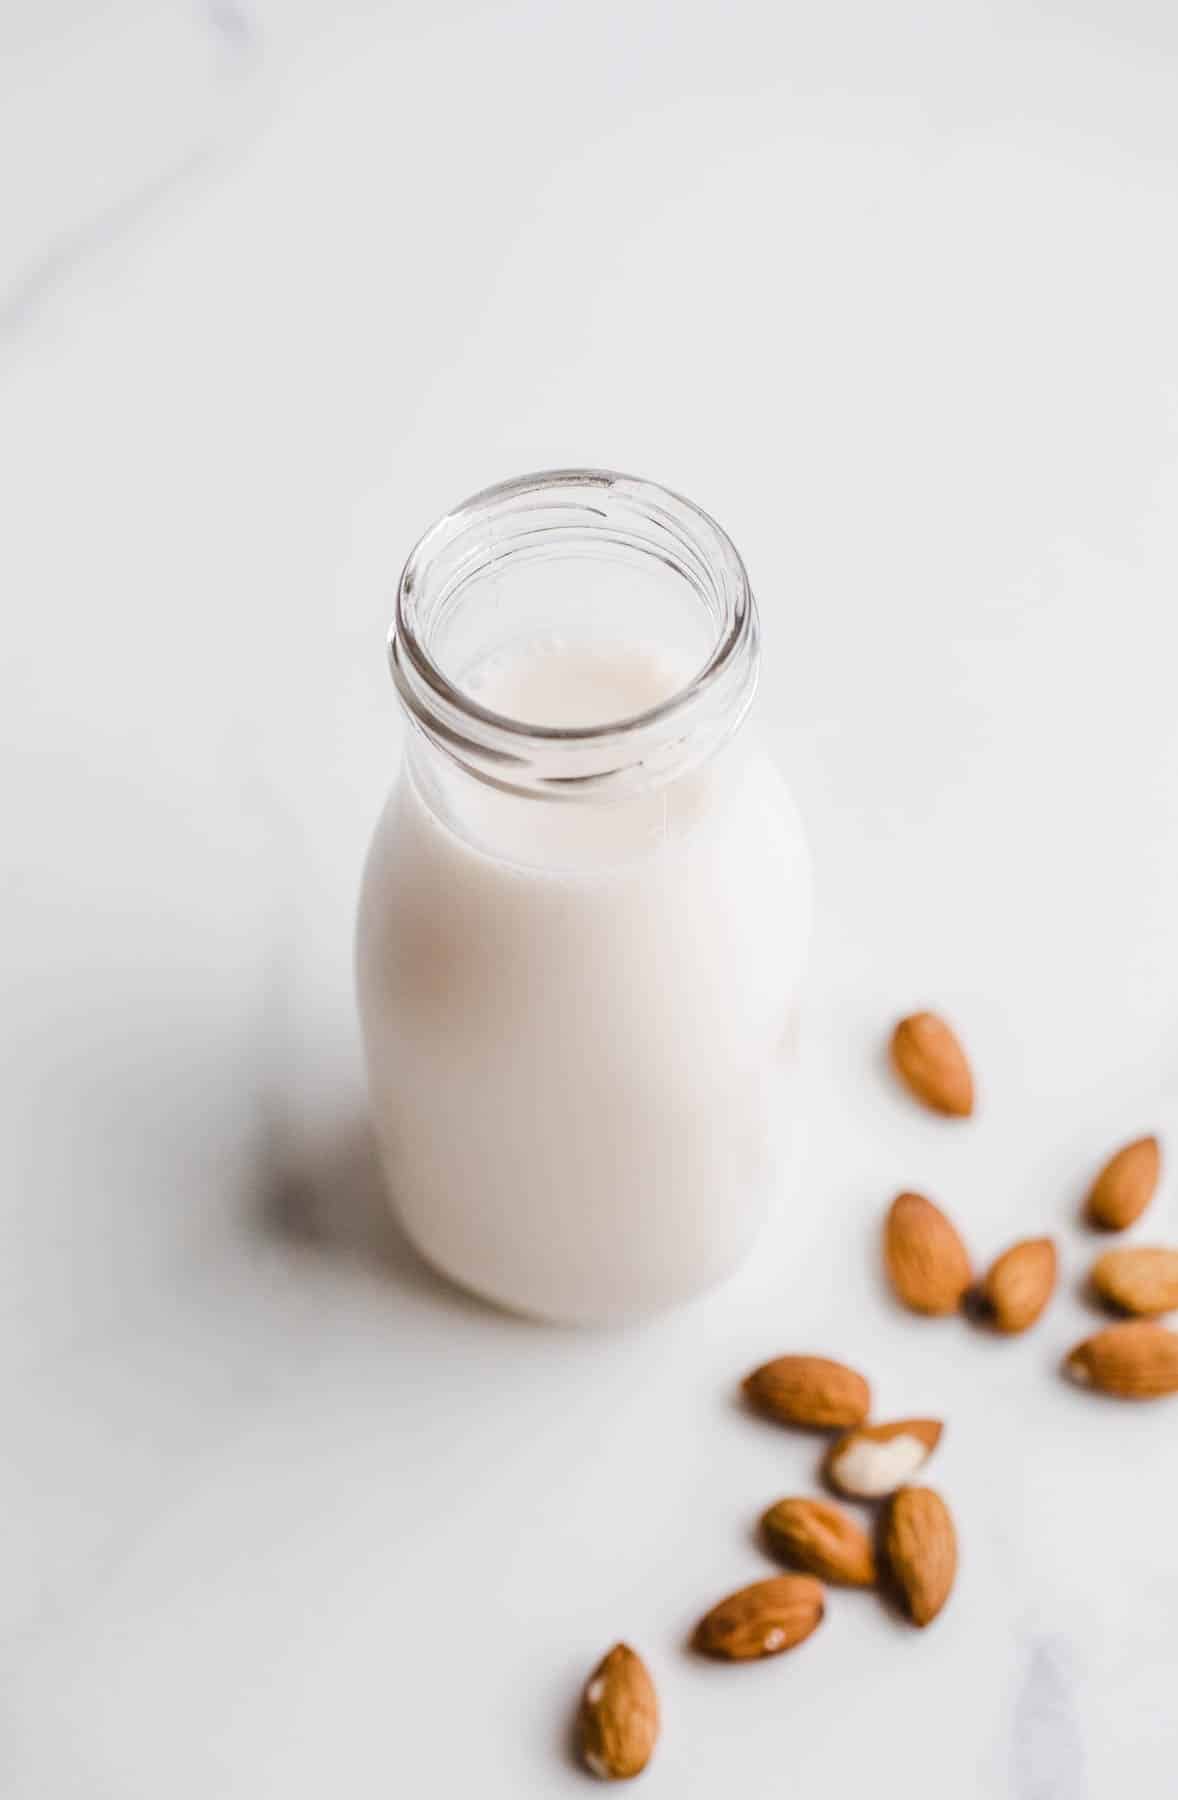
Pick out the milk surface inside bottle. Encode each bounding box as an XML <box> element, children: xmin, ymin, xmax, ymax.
<box><xmin>356</xmin><ymin>471</ymin><xmax>812</xmax><ymax>1324</ymax></box>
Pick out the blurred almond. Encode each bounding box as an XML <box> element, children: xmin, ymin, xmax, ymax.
<box><xmin>825</xmin><ymin>1418</ymin><xmax>943</xmax><ymax>1498</ymax></box>
<box><xmin>1091</xmin><ymin>1247</ymin><xmax>1178</xmax><ymax>1318</ymax></box>
<box><xmin>882</xmin><ymin>1486</ymin><xmax>957</xmax><ymax>1628</ymax></box>
<box><xmin>761</xmin><ymin>1497</ymin><xmax>876</xmax><ymax>1587</ymax></box>
<box><xmin>578</xmin><ymin>1643</ymin><xmax>659</xmax><ymax>1782</ymax></box>
<box><xmin>743</xmin><ymin>1355</ymin><xmax>870</xmax><ymax>1430</ymax></box>
<box><xmin>1086</xmin><ymin>1135</ymin><xmax>1160</xmax><ymax>1231</ymax></box>
<box><xmin>1065</xmin><ymin>1321</ymin><xmax>1178</xmax><ymax>1398</ymax></box>
<box><xmin>693</xmin><ymin>1575</ymin><xmax>825</xmax><ymax>1661</ymax></box>
<box><xmin>890</xmin><ymin>1012</ymin><xmax>974</xmax><ymax>1117</ymax></box>
<box><xmin>884</xmin><ymin>1192</ymin><xmax>973</xmax><ymax>1316</ymax></box>
<box><xmin>979</xmin><ymin>1237</ymin><xmax>1057</xmax><ymax>1333</ymax></box>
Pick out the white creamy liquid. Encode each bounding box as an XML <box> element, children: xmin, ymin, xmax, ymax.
<box><xmin>356</xmin><ymin>640</ymin><xmax>812</xmax><ymax>1324</ymax></box>
<box><xmin>464</xmin><ymin>637</ymin><xmax>690</xmax><ymax>728</ymax></box>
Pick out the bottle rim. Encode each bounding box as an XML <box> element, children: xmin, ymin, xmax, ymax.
<box><xmin>389</xmin><ymin>468</ymin><xmax>759</xmax><ymax>797</ymax></box>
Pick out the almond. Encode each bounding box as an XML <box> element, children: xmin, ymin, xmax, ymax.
<box><xmin>1064</xmin><ymin>1321</ymin><xmax>1178</xmax><ymax>1398</ymax></box>
<box><xmin>884</xmin><ymin>1192</ymin><xmax>973</xmax><ymax>1316</ymax></box>
<box><xmin>578</xmin><ymin>1643</ymin><xmax>659</xmax><ymax>1782</ymax></box>
<box><xmin>742</xmin><ymin>1355</ymin><xmax>871</xmax><ymax>1430</ymax></box>
<box><xmin>761</xmin><ymin>1497</ymin><xmax>876</xmax><ymax>1587</ymax></box>
<box><xmin>1086</xmin><ymin>1135</ymin><xmax>1160</xmax><ymax>1231</ymax></box>
<box><xmin>881</xmin><ymin>1486</ymin><xmax>957</xmax><ymax>1628</ymax></box>
<box><xmin>693</xmin><ymin>1575</ymin><xmax>825</xmax><ymax>1661</ymax></box>
<box><xmin>1091</xmin><ymin>1247</ymin><xmax>1178</xmax><ymax>1318</ymax></box>
<box><xmin>979</xmin><ymin>1237</ymin><xmax>1057</xmax><ymax>1333</ymax></box>
<box><xmin>890</xmin><ymin>1012</ymin><xmax>974</xmax><ymax>1117</ymax></box>
<box><xmin>825</xmin><ymin>1418</ymin><xmax>943</xmax><ymax>1499</ymax></box>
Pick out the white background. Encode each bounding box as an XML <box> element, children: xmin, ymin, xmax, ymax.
<box><xmin>4</xmin><ymin>3</ymin><xmax>1178</xmax><ymax>1794</ymax></box>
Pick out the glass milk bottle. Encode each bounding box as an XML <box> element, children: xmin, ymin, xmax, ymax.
<box><xmin>356</xmin><ymin>470</ymin><xmax>812</xmax><ymax>1324</ymax></box>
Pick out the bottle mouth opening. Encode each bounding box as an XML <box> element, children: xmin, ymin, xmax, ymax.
<box><xmin>390</xmin><ymin>469</ymin><xmax>759</xmax><ymax>796</ymax></box>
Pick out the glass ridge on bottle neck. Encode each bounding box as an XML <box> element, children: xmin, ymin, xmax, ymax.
<box><xmin>389</xmin><ymin>469</ymin><xmax>761</xmax><ymax>801</ymax></box>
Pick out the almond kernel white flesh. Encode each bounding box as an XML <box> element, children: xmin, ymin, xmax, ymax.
<box><xmin>831</xmin><ymin>1433</ymin><xmax>932</xmax><ymax>1498</ymax></box>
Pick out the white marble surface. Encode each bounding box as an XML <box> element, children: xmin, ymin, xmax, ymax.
<box><xmin>5</xmin><ymin>3</ymin><xmax>1178</xmax><ymax>1793</ymax></box>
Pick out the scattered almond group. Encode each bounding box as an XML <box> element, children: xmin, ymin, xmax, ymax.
<box><xmin>578</xmin><ymin>1344</ymin><xmax>957</xmax><ymax>1779</ymax></box>
<box><xmin>737</xmin><ymin>1353</ymin><xmax>956</xmax><ymax>1633</ymax></box>
<box><xmin>573</xmin><ymin>1013</ymin><xmax>1176</xmax><ymax>1781</ymax></box>
<box><xmin>676</xmin><ymin>1348</ymin><xmax>957</xmax><ymax>1724</ymax></box>
<box><xmin>881</xmin><ymin>1014</ymin><xmax>1178</xmax><ymax>1394</ymax></box>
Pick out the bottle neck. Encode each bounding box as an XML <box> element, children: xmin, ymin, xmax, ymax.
<box><xmin>390</xmin><ymin>469</ymin><xmax>760</xmax><ymax>804</ymax></box>
<box><xmin>404</xmin><ymin>711</ymin><xmax>758</xmax><ymax>872</ymax></box>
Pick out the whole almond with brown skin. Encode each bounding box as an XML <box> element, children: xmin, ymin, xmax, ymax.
<box><xmin>1086</xmin><ymin>1135</ymin><xmax>1160</xmax><ymax>1230</ymax></box>
<box><xmin>1065</xmin><ymin>1321</ymin><xmax>1178</xmax><ymax>1398</ymax></box>
<box><xmin>890</xmin><ymin>1012</ymin><xmax>974</xmax><ymax>1117</ymax></box>
<box><xmin>743</xmin><ymin>1355</ymin><xmax>870</xmax><ymax>1430</ymax></box>
<box><xmin>761</xmin><ymin>1497</ymin><xmax>876</xmax><ymax>1587</ymax></box>
<box><xmin>884</xmin><ymin>1192</ymin><xmax>973</xmax><ymax>1316</ymax></box>
<box><xmin>578</xmin><ymin>1643</ymin><xmax>659</xmax><ymax>1782</ymax></box>
<box><xmin>1091</xmin><ymin>1247</ymin><xmax>1178</xmax><ymax>1318</ymax></box>
<box><xmin>882</xmin><ymin>1486</ymin><xmax>957</xmax><ymax>1627</ymax></box>
<box><xmin>825</xmin><ymin>1418</ymin><xmax>943</xmax><ymax>1499</ymax></box>
<box><xmin>693</xmin><ymin>1575</ymin><xmax>825</xmax><ymax>1661</ymax></box>
<box><xmin>979</xmin><ymin>1237</ymin><xmax>1057</xmax><ymax>1333</ymax></box>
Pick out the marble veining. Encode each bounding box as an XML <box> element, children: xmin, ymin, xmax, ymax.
<box><xmin>1012</xmin><ymin>1641</ymin><xmax>1089</xmax><ymax>1800</ymax></box>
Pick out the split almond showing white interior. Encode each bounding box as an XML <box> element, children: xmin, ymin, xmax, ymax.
<box><xmin>1091</xmin><ymin>1247</ymin><xmax>1178</xmax><ymax>1318</ymax></box>
<box><xmin>979</xmin><ymin>1237</ymin><xmax>1057</xmax><ymax>1333</ymax></box>
<box><xmin>882</xmin><ymin>1486</ymin><xmax>957</xmax><ymax>1628</ymax></box>
<box><xmin>825</xmin><ymin>1419</ymin><xmax>943</xmax><ymax>1499</ymax></box>
<box><xmin>693</xmin><ymin>1575</ymin><xmax>825</xmax><ymax>1661</ymax></box>
<box><xmin>890</xmin><ymin>1012</ymin><xmax>974</xmax><ymax>1117</ymax></box>
<box><xmin>761</xmin><ymin>1496</ymin><xmax>876</xmax><ymax>1587</ymax></box>
<box><xmin>884</xmin><ymin>1192</ymin><xmax>973</xmax><ymax>1316</ymax></box>
<box><xmin>1064</xmin><ymin>1321</ymin><xmax>1178</xmax><ymax>1398</ymax></box>
<box><xmin>578</xmin><ymin>1643</ymin><xmax>659</xmax><ymax>1782</ymax></box>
